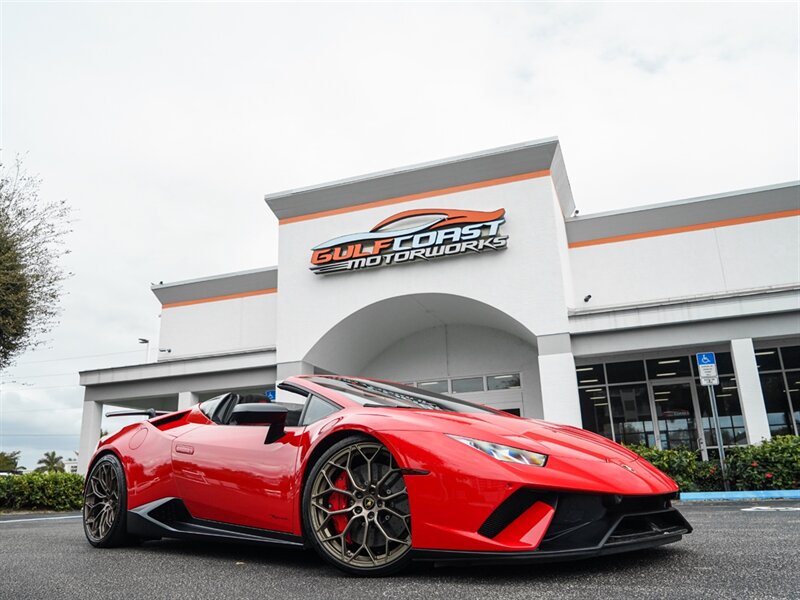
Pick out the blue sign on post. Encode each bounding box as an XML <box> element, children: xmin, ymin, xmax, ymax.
<box><xmin>696</xmin><ymin>350</ymin><xmax>728</xmax><ymax>488</ymax></box>
<box><xmin>266</xmin><ymin>390</ymin><xmax>276</xmax><ymax>401</ymax></box>
<box><xmin>696</xmin><ymin>353</ymin><xmax>719</xmax><ymax>385</ymax></box>
<box><xmin>696</xmin><ymin>352</ymin><xmax>716</xmax><ymax>366</ymax></box>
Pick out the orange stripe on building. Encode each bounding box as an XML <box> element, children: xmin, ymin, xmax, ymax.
<box><xmin>162</xmin><ymin>288</ymin><xmax>277</xmax><ymax>309</ymax></box>
<box><xmin>568</xmin><ymin>209</ymin><xmax>800</xmax><ymax>249</ymax></box>
<box><xmin>279</xmin><ymin>169</ymin><xmax>551</xmax><ymax>225</ymax></box>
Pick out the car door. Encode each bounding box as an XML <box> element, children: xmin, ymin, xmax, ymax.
<box><xmin>171</xmin><ymin>415</ymin><xmax>304</xmax><ymax>533</ymax></box>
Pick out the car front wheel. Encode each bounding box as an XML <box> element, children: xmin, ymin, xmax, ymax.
<box><xmin>303</xmin><ymin>436</ymin><xmax>412</xmax><ymax>576</ymax></box>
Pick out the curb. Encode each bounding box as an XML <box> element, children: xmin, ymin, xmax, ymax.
<box><xmin>679</xmin><ymin>490</ymin><xmax>800</xmax><ymax>501</ymax></box>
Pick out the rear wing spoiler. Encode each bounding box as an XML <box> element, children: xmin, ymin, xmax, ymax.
<box><xmin>105</xmin><ymin>409</ymin><xmax>171</xmax><ymax>419</ymax></box>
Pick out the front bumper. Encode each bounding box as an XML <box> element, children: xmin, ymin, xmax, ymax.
<box><xmin>413</xmin><ymin>491</ymin><xmax>692</xmax><ymax>564</ymax></box>
<box><xmin>413</xmin><ymin>531</ymin><xmax>686</xmax><ymax>565</ymax></box>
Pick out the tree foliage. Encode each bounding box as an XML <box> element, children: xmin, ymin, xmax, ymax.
<box><xmin>0</xmin><ymin>159</ymin><xmax>71</xmax><ymax>369</ymax></box>
<box><xmin>35</xmin><ymin>450</ymin><xmax>65</xmax><ymax>473</ymax></box>
<box><xmin>0</xmin><ymin>450</ymin><xmax>23</xmax><ymax>473</ymax></box>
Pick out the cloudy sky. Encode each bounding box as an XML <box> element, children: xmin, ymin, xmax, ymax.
<box><xmin>1</xmin><ymin>2</ymin><xmax>797</xmax><ymax>470</ymax></box>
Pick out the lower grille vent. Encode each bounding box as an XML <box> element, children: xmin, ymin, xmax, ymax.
<box><xmin>478</xmin><ymin>489</ymin><xmax>557</xmax><ymax>538</ymax></box>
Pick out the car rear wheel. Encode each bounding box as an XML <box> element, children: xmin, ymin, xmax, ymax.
<box><xmin>83</xmin><ymin>454</ymin><xmax>131</xmax><ymax>547</ymax></box>
<box><xmin>303</xmin><ymin>436</ymin><xmax>412</xmax><ymax>576</ymax></box>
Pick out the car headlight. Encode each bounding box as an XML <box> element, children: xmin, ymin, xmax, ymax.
<box><xmin>447</xmin><ymin>435</ymin><xmax>547</xmax><ymax>467</ymax></box>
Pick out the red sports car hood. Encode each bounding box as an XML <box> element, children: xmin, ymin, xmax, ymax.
<box><xmin>372</xmin><ymin>409</ymin><xmax>639</xmax><ymax>464</ymax></box>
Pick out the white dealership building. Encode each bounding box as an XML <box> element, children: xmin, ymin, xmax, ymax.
<box><xmin>78</xmin><ymin>138</ymin><xmax>800</xmax><ymax>472</ymax></box>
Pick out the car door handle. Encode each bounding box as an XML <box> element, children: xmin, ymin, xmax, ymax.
<box><xmin>175</xmin><ymin>444</ymin><xmax>195</xmax><ymax>455</ymax></box>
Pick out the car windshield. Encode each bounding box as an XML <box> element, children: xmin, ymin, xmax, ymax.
<box><xmin>306</xmin><ymin>376</ymin><xmax>497</xmax><ymax>414</ymax></box>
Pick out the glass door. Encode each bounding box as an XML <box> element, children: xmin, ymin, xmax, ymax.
<box><xmin>649</xmin><ymin>380</ymin><xmax>706</xmax><ymax>458</ymax></box>
<box><xmin>695</xmin><ymin>376</ymin><xmax>748</xmax><ymax>457</ymax></box>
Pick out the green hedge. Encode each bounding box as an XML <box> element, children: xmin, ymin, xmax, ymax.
<box><xmin>627</xmin><ymin>435</ymin><xmax>800</xmax><ymax>492</ymax></box>
<box><xmin>625</xmin><ymin>444</ymin><xmax>723</xmax><ymax>492</ymax></box>
<box><xmin>725</xmin><ymin>436</ymin><xmax>800</xmax><ymax>491</ymax></box>
<box><xmin>0</xmin><ymin>472</ymin><xmax>84</xmax><ymax>511</ymax></box>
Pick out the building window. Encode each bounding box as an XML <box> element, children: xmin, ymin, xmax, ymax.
<box><xmin>606</xmin><ymin>360</ymin><xmax>646</xmax><ymax>384</ymax></box>
<box><xmin>653</xmin><ymin>382</ymin><xmax>697</xmax><ymax>450</ymax></box>
<box><xmin>695</xmin><ymin>376</ymin><xmax>747</xmax><ymax>447</ymax></box>
<box><xmin>780</xmin><ymin>346</ymin><xmax>800</xmax><ymax>369</ymax></box>
<box><xmin>787</xmin><ymin>371</ymin><xmax>800</xmax><ymax>436</ymax></box>
<box><xmin>755</xmin><ymin>344</ymin><xmax>800</xmax><ymax>436</ymax></box>
<box><xmin>647</xmin><ymin>356</ymin><xmax>692</xmax><ymax>379</ymax></box>
<box><xmin>760</xmin><ymin>373</ymin><xmax>794</xmax><ymax>436</ymax></box>
<box><xmin>487</xmin><ymin>373</ymin><xmax>521</xmax><ymax>391</ymax></box>
<box><xmin>755</xmin><ymin>348</ymin><xmax>782</xmax><ymax>372</ymax></box>
<box><xmin>417</xmin><ymin>380</ymin><xmax>448</xmax><ymax>394</ymax></box>
<box><xmin>609</xmin><ymin>384</ymin><xmax>655</xmax><ymax>447</ymax></box>
<box><xmin>452</xmin><ymin>377</ymin><xmax>484</xmax><ymax>393</ymax></box>
<box><xmin>410</xmin><ymin>374</ymin><xmax>522</xmax><ymax>394</ymax></box>
<box><xmin>578</xmin><ymin>388</ymin><xmax>613</xmax><ymax>440</ymax></box>
<box><xmin>575</xmin><ymin>364</ymin><xmax>605</xmax><ymax>386</ymax></box>
<box><xmin>575</xmin><ymin>350</ymin><xmax>748</xmax><ymax>454</ymax></box>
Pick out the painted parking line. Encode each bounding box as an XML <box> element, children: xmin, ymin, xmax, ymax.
<box><xmin>0</xmin><ymin>515</ymin><xmax>82</xmax><ymax>524</ymax></box>
<box><xmin>741</xmin><ymin>506</ymin><xmax>800</xmax><ymax>512</ymax></box>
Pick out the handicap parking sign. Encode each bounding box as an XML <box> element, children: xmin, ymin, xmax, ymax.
<box><xmin>266</xmin><ymin>389</ymin><xmax>276</xmax><ymax>400</ymax></box>
<box><xmin>696</xmin><ymin>352</ymin><xmax>718</xmax><ymax>385</ymax></box>
<box><xmin>697</xmin><ymin>352</ymin><xmax>716</xmax><ymax>365</ymax></box>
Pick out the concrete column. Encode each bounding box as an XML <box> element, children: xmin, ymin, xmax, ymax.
<box><xmin>77</xmin><ymin>396</ymin><xmax>103</xmax><ymax>475</ymax></box>
<box><xmin>731</xmin><ymin>338</ymin><xmax>771</xmax><ymax>444</ymax></box>
<box><xmin>538</xmin><ymin>351</ymin><xmax>582</xmax><ymax>427</ymax></box>
<box><xmin>178</xmin><ymin>391</ymin><xmax>199</xmax><ymax>411</ymax></box>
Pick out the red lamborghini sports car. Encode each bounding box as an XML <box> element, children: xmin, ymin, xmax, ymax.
<box><xmin>83</xmin><ymin>375</ymin><xmax>691</xmax><ymax>576</ymax></box>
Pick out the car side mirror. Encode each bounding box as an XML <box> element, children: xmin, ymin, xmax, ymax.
<box><xmin>229</xmin><ymin>403</ymin><xmax>288</xmax><ymax>443</ymax></box>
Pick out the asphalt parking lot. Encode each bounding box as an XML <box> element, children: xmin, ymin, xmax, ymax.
<box><xmin>1</xmin><ymin>501</ymin><xmax>798</xmax><ymax>600</ymax></box>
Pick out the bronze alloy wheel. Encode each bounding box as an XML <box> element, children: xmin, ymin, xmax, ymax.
<box><xmin>306</xmin><ymin>439</ymin><xmax>411</xmax><ymax>575</ymax></box>
<box><xmin>83</xmin><ymin>454</ymin><xmax>130</xmax><ymax>547</ymax></box>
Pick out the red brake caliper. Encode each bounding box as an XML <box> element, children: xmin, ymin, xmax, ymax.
<box><xmin>329</xmin><ymin>471</ymin><xmax>352</xmax><ymax>543</ymax></box>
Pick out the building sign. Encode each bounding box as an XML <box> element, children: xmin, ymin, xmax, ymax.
<box><xmin>309</xmin><ymin>208</ymin><xmax>508</xmax><ymax>275</ymax></box>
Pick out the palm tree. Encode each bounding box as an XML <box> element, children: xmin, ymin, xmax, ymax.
<box><xmin>0</xmin><ymin>450</ymin><xmax>22</xmax><ymax>473</ymax></box>
<box><xmin>35</xmin><ymin>451</ymin><xmax>65</xmax><ymax>473</ymax></box>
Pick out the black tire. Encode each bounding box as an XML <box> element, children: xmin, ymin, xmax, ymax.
<box><xmin>83</xmin><ymin>454</ymin><xmax>132</xmax><ymax>547</ymax></box>
<box><xmin>303</xmin><ymin>435</ymin><xmax>412</xmax><ymax>576</ymax></box>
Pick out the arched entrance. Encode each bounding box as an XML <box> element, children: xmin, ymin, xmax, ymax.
<box><xmin>303</xmin><ymin>293</ymin><xmax>543</xmax><ymax>418</ymax></box>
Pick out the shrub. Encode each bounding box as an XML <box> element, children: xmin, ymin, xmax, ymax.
<box><xmin>0</xmin><ymin>472</ymin><xmax>84</xmax><ymax>511</ymax></box>
<box><xmin>627</xmin><ymin>436</ymin><xmax>800</xmax><ymax>492</ymax></box>
<box><xmin>625</xmin><ymin>444</ymin><xmax>722</xmax><ymax>492</ymax></box>
<box><xmin>725</xmin><ymin>435</ymin><xmax>800</xmax><ymax>491</ymax></box>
